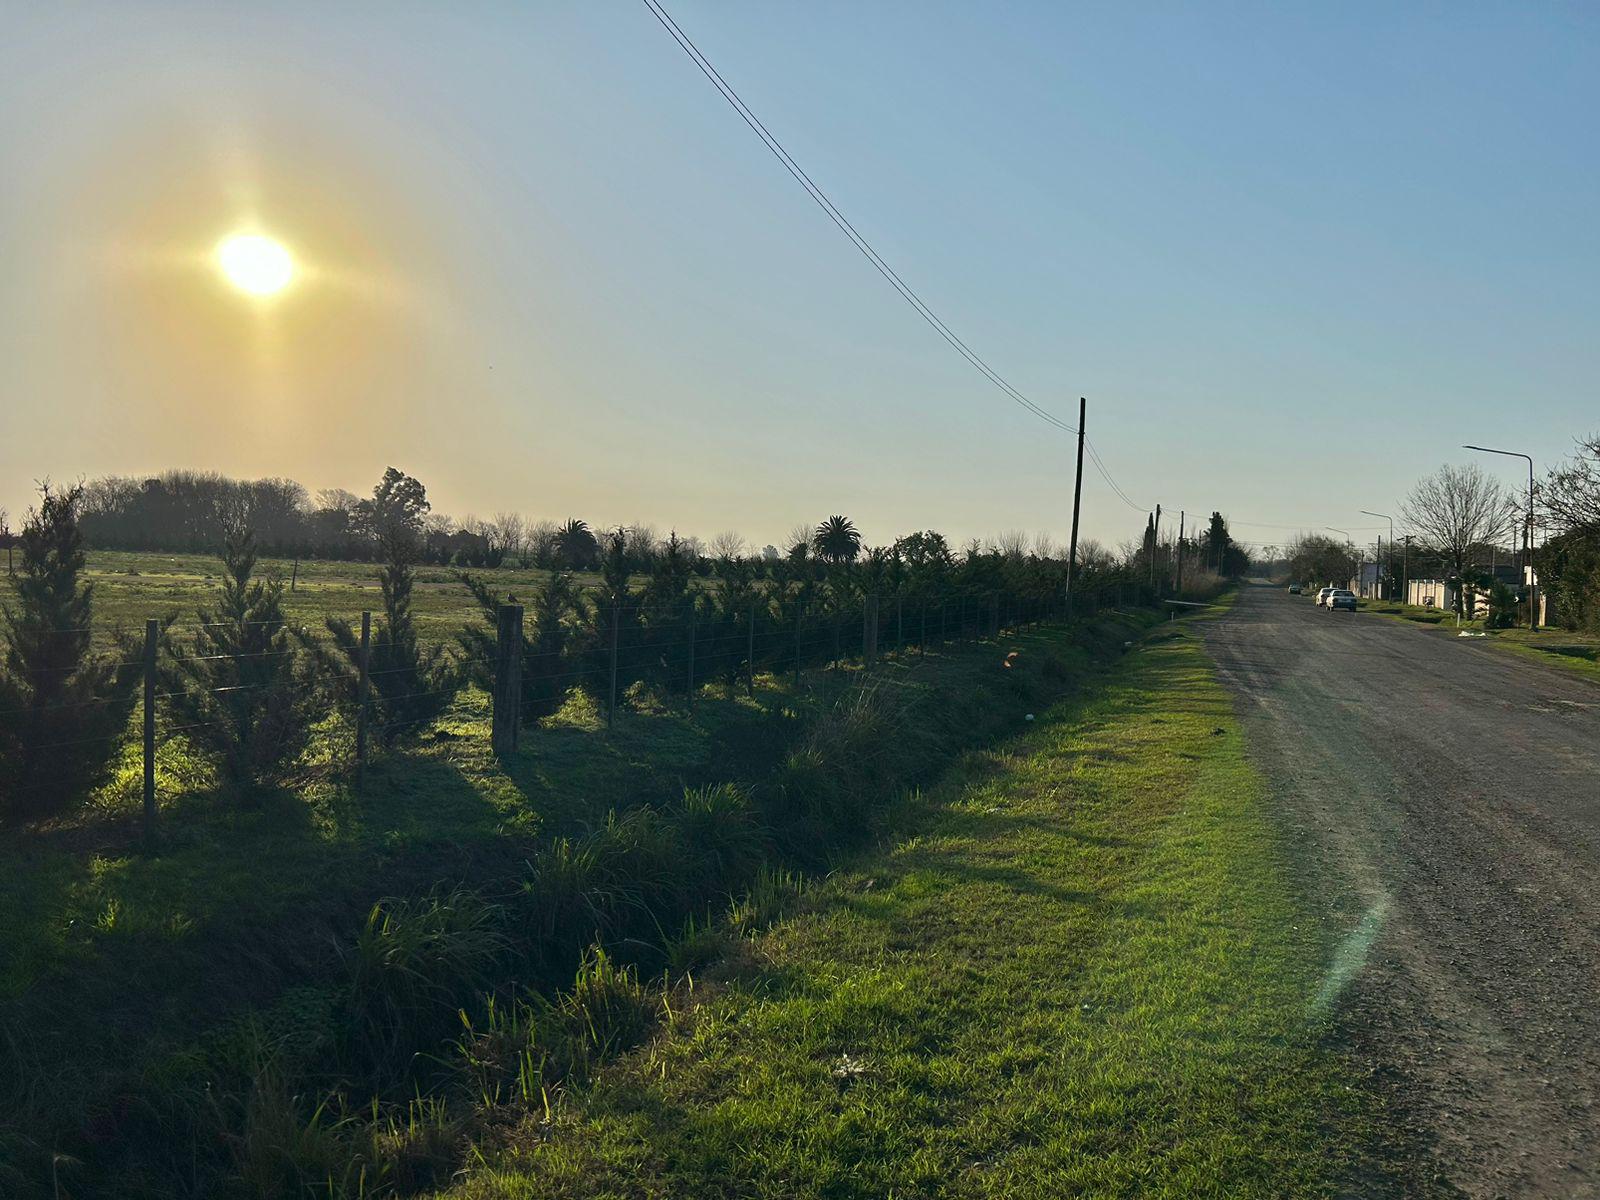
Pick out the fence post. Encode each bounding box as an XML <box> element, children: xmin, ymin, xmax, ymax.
<box><xmin>747</xmin><ymin>606</ymin><xmax>756</xmax><ymax>697</ymax></box>
<box><xmin>794</xmin><ymin>602</ymin><xmax>804</xmax><ymax>690</ymax></box>
<box><xmin>608</xmin><ymin>598</ymin><xmax>620</xmax><ymax>730</ymax></box>
<box><xmin>685</xmin><ymin>604</ymin><xmax>696</xmax><ymax>706</ymax></box>
<box><xmin>355</xmin><ymin>611</ymin><xmax>371</xmax><ymax>787</ymax></box>
<box><xmin>492</xmin><ymin>603</ymin><xmax>523</xmax><ymax>755</ymax></box>
<box><xmin>142</xmin><ymin>618</ymin><xmax>157</xmax><ymax>839</ymax></box>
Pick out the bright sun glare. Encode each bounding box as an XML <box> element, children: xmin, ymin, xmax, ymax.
<box><xmin>216</xmin><ymin>233</ymin><xmax>294</xmax><ymax>296</ymax></box>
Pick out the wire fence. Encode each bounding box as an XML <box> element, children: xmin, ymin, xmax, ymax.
<box><xmin>3</xmin><ymin>574</ymin><xmax>1170</xmax><ymax>830</ymax></box>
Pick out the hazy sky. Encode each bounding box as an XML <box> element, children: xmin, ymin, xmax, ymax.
<box><xmin>3</xmin><ymin>2</ymin><xmax>1596</xmax><ymax>553</ymax></box>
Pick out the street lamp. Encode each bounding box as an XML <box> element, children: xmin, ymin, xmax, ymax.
<box><xmin>1463</xmin><ymin>445</ymin><xmax>1537</xmax><ymax>629</ymax></box>
<box><xmin>1326</xmin><ymin>527</ymin><xmax>1354</xmax><ymax>590</ymax></box>
<box><xmin>1361</xmin><ymin>510</ymin><xmax>1394</xmax><ymax>600</ymax></box>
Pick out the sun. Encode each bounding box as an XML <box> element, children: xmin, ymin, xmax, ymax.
<box><xmin>215</xmin><ymin>233</ymin><xmax>294</xmax><ymax>296</ymax></box>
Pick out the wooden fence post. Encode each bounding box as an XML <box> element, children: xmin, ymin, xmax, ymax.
<box><xmin>793</xmin><ymin>602</ymin><xmax>804</xmax><ymax>689</ymax></box>
<box><xmin>355</xmin><ymin>611</ymin><xmax>371</xmax><ymax>787</ymax></box>
<box><xmin>746</xmin><ymin>607</ymin><xmax>756</xmax><ymax>697</ymax></box>
<box><xmin>492</xmin><ymin>603</ymin><xmax>523</xmax><ymax>755</ymax></box>
<box><xmin>142</xmin><ymin>619</ymin><xmax>157</xmax><ymax>839</ymax></box>
<box><xmin>607</xmin><ymin>598</ymin><xmax>620</xmax><ymax>730</ymax></box>
<box><xmin>685</xmin><ymin>604</ymin><xmax>696</xmax><ymax>706</ymax></box>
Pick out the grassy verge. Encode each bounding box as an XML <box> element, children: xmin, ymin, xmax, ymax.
<box><xmin>447</xmin><ymin>613</ymin><xmax>1366</xmax><ymax>1199</ymax></box>
<box><xmin>1</xmin><ymin>612</ymin><xmax>1157</xmax><ymax>1198</ymax></box>
<box><xmin>1354</xmin><ymin>597</ymin><xmax>1600</xmax><ymax>684</ymax></box>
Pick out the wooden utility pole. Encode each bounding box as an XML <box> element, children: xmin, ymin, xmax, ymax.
<box><xmin>1150</xmin><ymin>505</ymin><xmax>1162</xmax><ymax>594</ymax></box>
<box><xmin>1065</xmin><ymin>396</ymin><xmax>1087</xmax><ymax>616</ymax></box>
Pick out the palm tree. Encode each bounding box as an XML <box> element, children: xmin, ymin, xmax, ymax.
<box><xmin>813</xmin><ymin>515</ymin><xmax>862</xmax><ymax>564</ymax></box>
<box><xmin>554</xmin><ymin>518</ymin><xmax>600</xmax><ymax>570</ymax></box>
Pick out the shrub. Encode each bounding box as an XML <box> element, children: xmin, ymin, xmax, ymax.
<box><xmin>165</xmin><ymin>528</ymin><xmax>323</xmax><ymax>794</ymax></box>
<box><xmin>326</xmin><ymin>469</ymin><xmax>459</xmax><ymax>743</ymax></box>
<box><xmin>0</xmin><ymin>484</ymin><xmax>138</xmax><ymax>823</ymax></box>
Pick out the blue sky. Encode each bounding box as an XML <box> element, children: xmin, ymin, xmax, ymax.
<box><xmin>2</xmin><ymin>2</ymin><xmax>1595</xmax><ymax>552</ymax></box>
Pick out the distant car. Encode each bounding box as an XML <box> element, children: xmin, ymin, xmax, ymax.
<box><xmin>1316</xmin><ymin>586</ymin><xmax>1335</xmax><ymax>606</ymax></box>
<box><xmin>1327</xmin><ymin>589</ymin><xmax>1357</xmax><ymax>611</ymax></box>
<box><xmin>1288</xmin><ymin>583</ymin><xmax>1302</xmax><ymax>594</ymax></box>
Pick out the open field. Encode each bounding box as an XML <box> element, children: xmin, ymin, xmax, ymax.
<box><xmin>444</xmin><ymin>604</ymin><xmax>1372</xmax><ymax>1199</ymax></box>
<box><xmin>1</xmin><ymin>600</ymin><xmax>1165</xmax><ymax>1197</ymax></box>
<box><xmin>77</xmin><ymin>550</ymin><xmax>599</xmax><ymax>649</ymax></box>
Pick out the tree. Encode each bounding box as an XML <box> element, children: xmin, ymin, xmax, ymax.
<box><xmin>356</xmin><ymin>467</ymin><xmax>430</xmax><ymax>564</ymax></box>
<box><xmin>0</xmin><ymin>486</ymin><xmax>138</xmax><ymax>822</ymax></box>
<box><xmin>327</xmin><ymin>470</ymin><xmax>457</xmax><ymax>742</ymax></box>
<box><xmin>784</xmin><ymin>523</ymin><xmax>815</xmax><ymax>561</ymax></box>
<box><xmin>1544</xmin><ymin>433</ymin><xmax>1600</xmax><ymax>535</ymax></box>
<box><xmin>1402</xmin><ymin>464</ymin><xmax>1512</xmax><ymax>616</ymax></box>
<box><xmin>1285</xmin><ymin>532</ymin><xmax>1351</xmax><ymax>587</ymax></box>
<box><xmin>554</xmin><ymin>519</ymin><xmax>600</xmax><ymax>571</ymax></box>
<box><xmin>0</xmin><ymin>509</ymin><xmax>12</xmax><ymax>575</ymax></box>
<box><xmin>709</xmin><ymin>531</ymin><xmax>746</xmax><ymax>561</ymax></box>
<box><xmin>165</xmin><ymin>528</ymin><xmax>322</xmax><ymax>793</ymax></box>
<box><xmin>813</xmin><ymin>516</ymin><xmax>862</xmax><ymax>564</ymax></box>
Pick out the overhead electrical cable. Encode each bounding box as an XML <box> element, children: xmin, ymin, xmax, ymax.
<box><xmin>641</xmin><ymin>0</ymin><xmax>1079</xmax><ymax>435</ymax></box>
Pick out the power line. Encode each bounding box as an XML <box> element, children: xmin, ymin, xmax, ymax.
<box><xmin>641</xmin><ymin>0</ymin><xmax>1077</xmax><ymax>436</ymax></box>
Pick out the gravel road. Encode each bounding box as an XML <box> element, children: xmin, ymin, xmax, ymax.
<box><xmin>1204</xmin><ymin>585</ymin><xmax>1600</xmax><ymax>1198</ymax></box>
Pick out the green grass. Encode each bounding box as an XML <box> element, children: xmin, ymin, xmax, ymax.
<box><xmin>77</xmin><ymin>549</ymin><xmax>601</xmax><ymax>648</ymax></box>
<box><xmin>1</xmin><ymin>603</ymin><xmax>1158</xmax><ymax>1197</ymax></box>
<box><xmin>446</xmin><ymin>615</ymin><xmax>1366</xmax><ymax>1199</ymax></box>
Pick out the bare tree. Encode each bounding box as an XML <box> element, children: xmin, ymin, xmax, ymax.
<box><xmin>709</xmin><ymin>530</ymin><xmax>745</xmax><ymax>560</ymax></box>
<box><xmin>493</xmin><ymin>512</ymin><xmax>525</xmax><ymax>563</ymax></box>
<box><xmin>991</xmin><ymin>530</ymin><xmax>1029</xmax><ymax>561</ymax></box>
<box><xmin>1030</xmin><ymin>532</ymin><xmax>1061</xmax><ymax>561</ymax></box>
<box><xmin>0</xmin><ymin>509</ymin><xmax>10</xmax><ymax>575</ymax></box>
<box><xmin>1544</xmin><ymin>433</ymin><xmax>1600</xmax><ymax>535</ymax></box>
<box><xmin>1401</xmin><ymin>463</ymin><xmax>1512</xmax><ymax>615</ymax></box>
<box><xmin>784</xmin><ymin>523</ymin><xmax>814</xmax><ymax>559</ymax></box>
<box><xmin>526</xmin><ymin>519</ymin><xmax>558</xmax><ymax>566</ymax></box>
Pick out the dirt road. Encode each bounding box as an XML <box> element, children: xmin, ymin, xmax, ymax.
<box><xmin>1204</xmin><ymin>586</ymin><xmax>1600</xmax><ymax>1198</ymax></box>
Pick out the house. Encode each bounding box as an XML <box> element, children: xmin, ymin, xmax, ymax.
<box><xmin>1405</xmin><ymin>565</ymin><xmax>1549</xmax><ymax>623</ymax></box>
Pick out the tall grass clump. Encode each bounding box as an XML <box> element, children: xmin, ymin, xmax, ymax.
<box><xmin>769</xmin><ymin>682</ymin><xmax>900</xmax><ymax>854</ymax></box>
<box><xmin>342</xmin><ymin>887</ymin><xmax>508</xmax><ymax>1085</ymax></box>
<box><xmin>672</xmin><ymin>782</ymin><xmax>766</xmax><ymax>892</ymax></box>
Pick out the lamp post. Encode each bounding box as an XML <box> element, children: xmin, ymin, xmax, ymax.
<box><xmin>1326</xmin><ymin>527</ymin><xmax>1354</xmax><ymax>591</ymax></box>
<box><xmin>1361</xmin><ymin>510</ymin><xmax>1394</xmax><ymax>599</ymax></box>
<box><xmin>1463</xmin><ymin>445</ymin><xmax>1537</xmax><ymax>629</ymax></box>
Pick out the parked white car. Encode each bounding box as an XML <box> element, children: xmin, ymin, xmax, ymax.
<box><xmin>1315</xmin><ymin>586</ymin><xmax>1335</xmax><ymax>606</ymax></box>
<box><xmin>1326</xmin><ymin>589</ymin><xmax>1357</xmax><ymax>612</ymax></box>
